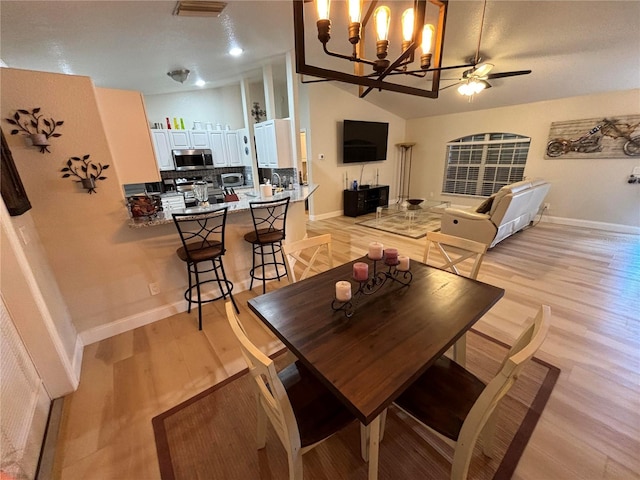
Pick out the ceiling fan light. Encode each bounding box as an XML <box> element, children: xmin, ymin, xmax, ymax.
<box><xmin>167</xmin><ymin>69</ymin><xmax>190</xmax><ymax>84</ymax></box>
<box><xmin>457</xmin><ymin>82</ymin><xmax>472</xmax><ymax>96</ymax></box>
<box><xmin>471</xmin><ymin>80</ymin><xmax>486</xmax><ymax>94</ymax></box>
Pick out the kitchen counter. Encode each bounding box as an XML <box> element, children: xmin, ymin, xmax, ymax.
<box><xmin>128</xmin><ymin>184</ymin><xmax>317</xmax><ymax>228</ymax></box>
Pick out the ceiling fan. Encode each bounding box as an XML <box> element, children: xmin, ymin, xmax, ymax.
<box><xmin>442</xmin><ymin>0</ymin><xmax>532</xmax><ymax>96</ymax></box>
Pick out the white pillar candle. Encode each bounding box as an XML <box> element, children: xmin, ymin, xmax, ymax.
<box><xmin>397</xmin><ymin>255</ymin><xmax>410</xmax><ymax>271</ymax></box>
<box><xmin>368</xmin><ymin>242</ymin><xmax>384</xmax><ymax>260</ymax></box>
<box><xmin>335</xmin><ymin>281</ymin><xmax>352</xmax><ymax>302</ymax></box>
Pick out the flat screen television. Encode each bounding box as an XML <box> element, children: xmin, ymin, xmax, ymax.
<box><xmin>342</xmin><ymin>120</ymin><xmax>389</xmax><ymax>163</ymax></box>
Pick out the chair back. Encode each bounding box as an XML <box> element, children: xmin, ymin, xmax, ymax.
<box><xmin>172</xmin><ymin>207</ymin><xmax>228</xmax><ymax>263</ymax></box>
<box><xmin>249</xmin><ymin>197</ymin><xmax>290</xmax><ymax>243</ymax></box>
<box><xmin>224</xmin><ymin>302</ymin><xmax>301</xmax><ymax>452</ymax></box>
<box><xmin>424</xmin><ymin>231</ymin><xmax>488</xmax><ymax>280</ymax></box>
<box><xmin>454</xmin><ymin>305</ymin><xmax>551</xmax><ymax>478</ymax></box>
<box><xmin>283</xmin><ymin>234</ymin><xmax>334</xmax><ymax>283</ymax></box>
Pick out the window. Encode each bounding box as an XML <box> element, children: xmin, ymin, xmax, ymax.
<box><xmin>443</xmin><ymin>133</ymin><xmax>531</xmax><ymax>197</ymax></box>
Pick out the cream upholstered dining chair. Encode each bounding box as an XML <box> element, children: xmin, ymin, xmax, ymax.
<box><xmin>224</xmin><ymin>302</ymin><xmax>356</xmax><ymax>480</ymax></box>
<box><xmin>393</xmin><ymin>305</ymin><xmax>551</xmax><ymax>480</ymax></box>
<box><xmin>283</xmin><ymin>234</ymin><xmax>334</xmax><ymax>283</ymax></box>
<box><xmin>424</xmin><ymin>231</ymin><xmax>489</xmax><ymax>365</ymax></box>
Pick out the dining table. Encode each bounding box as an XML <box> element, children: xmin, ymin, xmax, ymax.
<box><xmin>248</xmin><ymin>255</ymin><xmax>505</xmax><ymax>479</ymax></box>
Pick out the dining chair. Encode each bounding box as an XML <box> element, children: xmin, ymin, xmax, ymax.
<box><xmin>393</xmin><ymin>305</ymin><xmax>551</xmax><ymax>480</ymax></box>
<box><xmin>172</xmin><ymin>207</ymin><xmax>239</xmax><ymax>330</ymax></box>
<box><xmin>243</xmin><ymin>197</ymin><xmax>290</xmax><ymax>294</ymax></box>
<box><xmin>224</xmin><ymin>302</ymin><xmax>357</xmax><ymax>480</ymax></box>
<box><xmin>424</xmin><ymin>231</ymin><xmax>489</xmax><ymax>365</ymax></box>
<box><xmin>283</xmin><ymin>233</ymin><xmax>333</xmax><ymax>283</ymax></box>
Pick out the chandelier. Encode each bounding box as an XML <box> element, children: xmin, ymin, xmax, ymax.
<box><xmin>293</xmin><ymin>0</ymin><xmax>473</xmax><ymax>98</ymax></box>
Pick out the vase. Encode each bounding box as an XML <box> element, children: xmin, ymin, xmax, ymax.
<box><xmin>30</xmin><ymin>133</ymin><xmax>49</xmax><ymax>146</ymax></box>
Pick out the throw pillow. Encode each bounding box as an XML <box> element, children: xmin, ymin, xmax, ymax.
<box><xmin>476</xmin><ymin>195</ymin><xmax>495</xmax><ymax>214</ymax></box>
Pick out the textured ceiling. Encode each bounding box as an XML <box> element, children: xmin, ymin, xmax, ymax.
<box><xmin>1</xmin><ymin>0</ymin><xmax>639</xmax><ymax>119</ymax></box>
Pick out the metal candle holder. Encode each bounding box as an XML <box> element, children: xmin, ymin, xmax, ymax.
<box><xmin>332</xmin><ymin>257</ymin><xmax>412</xmax><ymax>318</ymax></box>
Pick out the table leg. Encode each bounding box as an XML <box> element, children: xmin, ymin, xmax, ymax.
<box><xmin>367</xmin><ymin>415</ymin><xmax>381</xmax><ymax>480</ymax></box>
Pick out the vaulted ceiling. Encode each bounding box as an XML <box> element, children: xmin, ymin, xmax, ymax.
<box><xmin>1</xmin><ymin>1</ymin><xmax>639</xmax><ymax>119</ymax></box>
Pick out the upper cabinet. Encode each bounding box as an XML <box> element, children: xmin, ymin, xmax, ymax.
<box><xmin>168</xmin><ymin>130</ymin><xmax>211</xmax><ymax>150</ymax></box>
<box><xmin>150</xmin><ymin>130</ymin><xmax>174</xmax><ymax>171</ymax></box>
<box><xmin>149</xmin><ymin>128</ymin><xmax>249</xmax><ymax>171</ymax></box>
<box><xmin>254</xmin><ymin>119</ymin><xmax>293</xmax><ymax>168</ymax></box>
<box><xmin>207</xmin><ymin>131</ymin><xmax>228</xmax><ymax>168</ymax></box>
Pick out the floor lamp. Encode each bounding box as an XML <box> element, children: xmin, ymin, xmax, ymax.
<box><xmin>396</xmin><ymin>142</ymin><xmax>416</xmax><ymax>206</ymax></box>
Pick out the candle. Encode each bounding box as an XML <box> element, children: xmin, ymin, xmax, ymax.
<box><xmin>368</xmin><ymin>242</ymin><xmax>384</xmax><ymax>260</ymax></box>
<box><xmin>335</xmin><ymin>281</ymin><xmax>352</xmax><ymax>301</ymax></box>
<box><xmin>384</xmin><ymin>248</ymin><xmax>398</xmax><ymax>265</ymax></box>
<box><xmin>353</xmin><ymin>262</ymin><xmax>369</xmax><ymax>281</ymax></box>
<box><xmin>397</xmin><ymin>255</ymin><xmax>410</xmax><ymax>271</ymax></box>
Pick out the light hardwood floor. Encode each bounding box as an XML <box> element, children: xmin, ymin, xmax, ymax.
<box><xmin>52</xmin><ymin>217</ymin><xmax>640</xmax><ymax>479</ymax></box>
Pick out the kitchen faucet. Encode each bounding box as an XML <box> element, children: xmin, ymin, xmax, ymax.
<box><xmin>272</xmin><ymin>172</ymin><xmax>281</xmax><ymax>187</ymax></box>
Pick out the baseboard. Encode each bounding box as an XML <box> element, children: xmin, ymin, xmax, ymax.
<box><xmin>540</xmin><ymin>215</ymin><xmax>640</xmax><ymax>235</ymax></box>
<box><xmin>78</xmin><ymin>279</ymin><xmax>254</xmax><ymax>346</ymax></box>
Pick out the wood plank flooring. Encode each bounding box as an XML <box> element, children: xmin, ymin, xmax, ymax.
<box><xmin>52</xmin><ymin>216</ymin><xmax>640</xmax><ymax>479</ymax></box>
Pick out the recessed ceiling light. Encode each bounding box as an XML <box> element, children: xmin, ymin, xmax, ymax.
<box><xmin>229</xmin><ymin>47</ymin><xmax>243</xmax><ymax>57</ymax></box>
<box><xmin>195</xmin><ymin>79</ymin><xmax>206</xmax><ymax>87</ymax></box>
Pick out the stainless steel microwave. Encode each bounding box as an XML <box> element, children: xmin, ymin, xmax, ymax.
<box><xmin>172</xmin><ymin>149</ymin><xmax>214</xmax><ymax>171</ymax></box>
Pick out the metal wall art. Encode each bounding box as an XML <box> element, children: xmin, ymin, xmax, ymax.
<box><xmin>545</xmin><ymin>114</ymin><xmax>640</xmax><ymax>159</ymax></box>
<box><xmin>60</xmin><ymin>154</ymin><xmax>110</xmax><ymax>194</ymax></box>
<box><xmin>4</xmin><ymin>107</ymin><xmax>64</xmax><ymax>154</ymax></box>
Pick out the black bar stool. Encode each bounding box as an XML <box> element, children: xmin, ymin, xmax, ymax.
<box><xmin>172</xmin><ymin>207</ymin><xmax>239</xmax><ymax>330</ymax></box>
<box><xmin>244</xmin><ymin>197</ymin><xmax>290</xmax><ymax>294</ymax></box>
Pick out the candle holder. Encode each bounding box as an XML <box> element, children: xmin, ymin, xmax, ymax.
<box><xmin>332</xmin><ymin>256</ymin><xmax>412</xmax><ymax>318</ymax></box>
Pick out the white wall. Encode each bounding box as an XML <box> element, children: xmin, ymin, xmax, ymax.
<box><xmin>144</xmin><ymin>84</ymin><xmax>245</xmax><ymax>130</ymax></box>
<box><xmin>301</xmin><ymin>82</ymin><xmax>407</xmax><ymax>218</ymax></box>
<box><xmin>405</xmin><ymin>89</ymin><xmax>640</xmax><ymax>228</ymax></box>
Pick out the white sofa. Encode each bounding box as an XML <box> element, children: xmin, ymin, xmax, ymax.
<box><xmin>440</xmin><ymin>179</ymin><xmax>551</xmax><ymax>248</ymax></box>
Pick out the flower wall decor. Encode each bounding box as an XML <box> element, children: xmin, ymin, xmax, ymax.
<box><xmin>61</xmin><ymin>154</ymin><xmax>110</xmax><ymax>194</ymax></box>
<box><xmin>4</xmin><ymin>107</ymin><xmax>64</xmax><ymax>153</ymax></box>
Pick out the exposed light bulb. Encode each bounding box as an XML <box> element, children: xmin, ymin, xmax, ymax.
<box><xmin>401</xmin><ymin>8</ymin><xmax>414</xmax><ymax>42</ymax></box>
<box><xmin>195</xmin><ymin>79</ymin><xmax>205</xmax><ymax>87</ymax></box>
<box><xmin>229</xmin><ymin>47</ymin><xmax>243</xmax><ymax>56</ymax></box>
<box><xmin>421</xmin><ymin>24</ymin><xmax>435</xmax><ymax>53</ymax></box>
<box><xmin>317</xmin><ymin>0</ymin><xmax>330</xmax><ymax>20</ymax></box>
<box><xmin>348</xmin><ymin>0</ymin><xmax>361</xmax><ymax>23</ymax></box>
<box><xmin>374</xmin><ymin>6</ymin><xmax>391</xmax><ymax>41</ymax></box>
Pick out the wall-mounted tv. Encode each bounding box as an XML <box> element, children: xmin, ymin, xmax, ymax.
<box><xmin>342</xmin><ymin>120</ymin><xmax>389</xmax><ymax>163</ymax></box>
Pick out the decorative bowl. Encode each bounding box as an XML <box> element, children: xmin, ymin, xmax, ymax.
<box><xmin>407</xmin><ymin>198</ymin><xmax>424</xmax><ymax>206</ymax></box>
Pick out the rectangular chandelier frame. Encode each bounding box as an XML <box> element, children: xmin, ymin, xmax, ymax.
<box><xmin>293</xmin><ymin>0</ymin><xmax>455</xmax><ymax>98</ymax></box>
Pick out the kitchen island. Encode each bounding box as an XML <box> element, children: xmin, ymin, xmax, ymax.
<box><xmin>126</xmin><ymin>184</ymin><xmax>317</xmax><ymax>295</ymax></box>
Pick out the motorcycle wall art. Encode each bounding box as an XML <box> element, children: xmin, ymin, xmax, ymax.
<box><xmin>545</xmin><ymin>115</ymin><xmax>640</xmax><ymax>159</ymax></box>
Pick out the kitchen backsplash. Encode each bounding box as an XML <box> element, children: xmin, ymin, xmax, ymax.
<box><xmin>160</xmin><ymin>166</ymin><xmax>252</xmax><ymax>188</ymax></box>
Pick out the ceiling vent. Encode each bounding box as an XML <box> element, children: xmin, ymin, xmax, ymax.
<box><xmin>173</xmin><ymin>1</ymin><xmax>227</xmax><ymax>17</ymax></box>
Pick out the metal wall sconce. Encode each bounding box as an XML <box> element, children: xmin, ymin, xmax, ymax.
<box><xmin>60</xmin><ymin>154</ymin><xmax>110</xmax><ymax>194</ymax></box>
<box><xmin>293</xmin><ymin>0</ymin><xmax>473</xmax><ymax>98</ymax></box>
<box><xmin>4</xmin><ymin>107</ymin><xmax>63</xmax><ymax>153</ymax></box>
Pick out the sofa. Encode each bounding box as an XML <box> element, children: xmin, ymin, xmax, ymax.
<box><xmin>440</xmin><ymin>179</ymin><xmax>551</xmax><ymax>248</ymax></box>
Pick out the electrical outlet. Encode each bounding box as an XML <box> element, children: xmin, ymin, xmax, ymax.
<box><xmin>544</xmin><ymin>203</ymin><xmax>551</xmax><ymax>210</ymax></box>
<box><xmin>148</xmin><ymin>282</ymin><xmax>160</xmax><ymax>296</ymax></box>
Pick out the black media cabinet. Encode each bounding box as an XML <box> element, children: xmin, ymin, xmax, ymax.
<box><xmin>343</xmin><ymin>185</ymin><xmax>389</xmax><ymax>217</ymax></box>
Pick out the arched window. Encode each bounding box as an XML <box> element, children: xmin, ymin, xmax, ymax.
<box><xmin>443</xmin><ymin>132</ymin><xmax>531</xmax><ymax>197</ymax></box>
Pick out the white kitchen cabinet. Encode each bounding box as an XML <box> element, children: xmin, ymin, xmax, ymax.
<box><xmin>254</xmin><ymin>119</ymin><xmax>293</xmax><ymax>168</ymax></box>
<box><xmin>225</xmin><ymin>130</ymin><xmax>242</xmax><ymax>167</ymax></box>
<box><xmin>189</xmin><ymin>130</ymin><xmax>211</xmax><ymax>149</ymax></box>
<box><xmin>207</xmin><ymin>130</ymin><xmax>228</xmax><ymax>167</ymax></box>
<box><xmin>150</xmin><ymin>130</ymin><xmax>174</xmax><ymax>171</ymax></box>
<box><xmin>237</xmin><ymin>128</ymin><xmax>253</xmax><ymax>166</ymax></box>
<box><xmin>168</xmin><ymin>130</ymin><xmax>191</xmax><ymax>149</ymax></box>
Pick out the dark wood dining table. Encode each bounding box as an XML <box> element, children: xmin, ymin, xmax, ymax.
<box><xmin>248</xmin><ymin>255</ymin><xmax>505</xmax><ymax>479</ymax></box>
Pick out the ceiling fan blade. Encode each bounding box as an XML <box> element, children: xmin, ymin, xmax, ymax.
<box><xmin>472</xmin><ymin>63</ymin><xmax>494</xmax><ymax>77</ymax></box>
<box><xmin>487</xmin><ymin>70</ymin><xmax>532</xmax><ymax>79</ymax></box>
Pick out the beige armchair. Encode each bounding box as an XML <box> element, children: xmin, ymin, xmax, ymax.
<box><xmin>440</xmin><ymin>179</ymin><xmax>550</xmax><ymax>248</ymax></box>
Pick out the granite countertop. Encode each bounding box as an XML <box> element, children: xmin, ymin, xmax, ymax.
<box><xmin>128</xmin><ymin>184</ymin><xmax>317</xmax><ymax>228</ymax></box>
